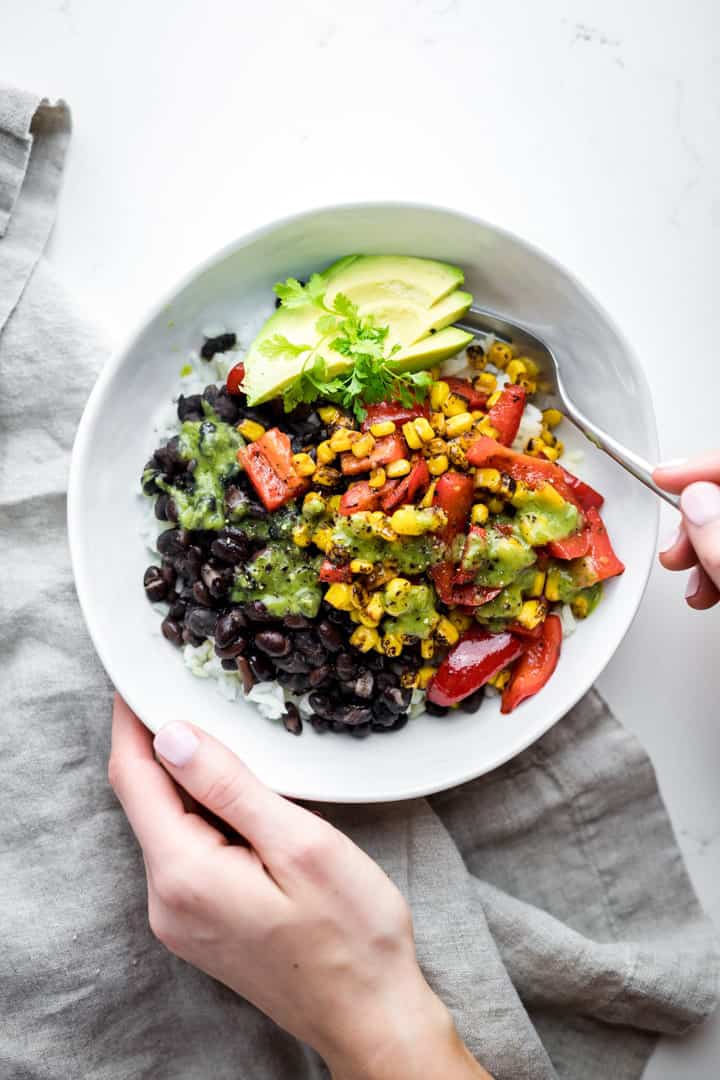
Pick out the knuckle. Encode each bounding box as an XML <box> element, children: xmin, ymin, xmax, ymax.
<box><xmin>151</xmin><ymin>861</ymin><xmax>197</xmax><ymax>914</ymax></box>
<box><xmin>287</xmin><ymin>826</ymin><xmax>343</xmax><ymax>877</ymax></box>
<box><xmin>200</xmin><ymin>769</ymin><xmax>250</xmax><ymax>818</ymax></box>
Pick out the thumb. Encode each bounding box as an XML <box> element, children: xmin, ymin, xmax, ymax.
<box><xmin>680</xmin><ymin>482</ymin><xmax>720</xmax><ymax>596</ymax></box>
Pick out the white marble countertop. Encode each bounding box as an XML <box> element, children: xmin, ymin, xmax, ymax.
<box><xmin>4</xmin><ymin>0</ymin><xmax>719</xmax><ymax>1073</ymax></box>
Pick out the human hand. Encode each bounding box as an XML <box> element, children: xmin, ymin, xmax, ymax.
<box><xmin>108</xmin><ymin>696</ymin><xmax>491</xmax><ymax>1080</ymax></box>
<box><xmin>654</xmin><ymin>454</ymin><xmax>720</xmax><ymax>609</ymax></box>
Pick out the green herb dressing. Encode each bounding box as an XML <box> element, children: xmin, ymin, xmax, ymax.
<box><xmin>330</xmin><ymin>518</ymin><xmax>442</xmax><ymax>576</ymax></box>
<box><xmin>231</xmin><ymin>542</ymin><xmax>322</xmax><ymax>618</ymax></box>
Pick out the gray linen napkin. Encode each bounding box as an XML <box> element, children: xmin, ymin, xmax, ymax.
<box><xmin>1</xmin><ymin>85</ymin><xmax>717</xmax><ymax>1080</ymax></box>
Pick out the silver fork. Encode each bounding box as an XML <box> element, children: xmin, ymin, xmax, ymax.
<box><xmin>456</xmin><ymin>307</ymin><xmax>679</xmax><ymax>509</ymax></box>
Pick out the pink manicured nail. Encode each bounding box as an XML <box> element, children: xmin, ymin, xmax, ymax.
<box><xmin>681</xmin><ymin>483</ymin><xmax>720</xmax><ymax>527</ymax></box>
<box><xmin>656</xmin><ymin>457</ymin><xmax>688</xmax><ymax>470</ymax></box>
<box><xmin>660</xmin><ymin>526</ymin><xmax>682</xmax><ymax>553</ymax></box>
<box><xmin>685</xmin><ymin>566</ymin><xmax>701</xmax><ymax>600</ymax></box>
<box><xmin>154</xmin><ymin>722</ymin><xmax>199</xmax><ymax>766</ymax></box>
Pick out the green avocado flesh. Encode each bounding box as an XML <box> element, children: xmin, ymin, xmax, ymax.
<box><xmin>330</xmin><ymin>518</ymin><xmax>442</xmax><ymax>576</ymax></box>
<box><xmin>243</xmin><ymin>254</ymin><xmax>474</xmax><ymax>406</ymax></box>
<box><xmin>231</xmin><ymin>542</ymin><xmax>322</xmax><ymax>618</ymax></box>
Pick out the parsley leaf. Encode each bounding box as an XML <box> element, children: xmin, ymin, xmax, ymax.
<box><xmin>273</xmin><ymin>273</ymin><xmax>326</xmax><ymax>309</ymax></box>
<box><xmin>258</xmin><ymin>335</ymin><xmax>311</xmax><ymax>360</ymax></box>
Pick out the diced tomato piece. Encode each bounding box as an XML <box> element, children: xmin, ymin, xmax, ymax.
<box><xmin>238</xmin><ymin>428</ymin><xmax>307</xmax><ymax>512</ymax></box>
<box><xmin>370</xmin><ymin>432</ymin><xmax>408</xmax><ymax>466</ymax></box>
<box><xmin>226</xmin><ymin>361</ymin><xmax>246</xmax><ymax>396</ymax></box>
<box><xmin>501</xmin><ymin>614</ymin><xmax>562</xmax><ymax>713</ymax></box>
<box><xmin>486</xmin><ymin>385</ymin><xmax>526</xmax><ymax>446</ymax></box>
<box><xmin>380</xmin><ymin>457</ymin><xmax>430</xmax><ymax>511</ymax></box>
<box><xmin>467</xmin><ymin>436</ymin><xmax>600</xmax><ymax>512</ymax></box>
<box><xmin>340</xmin><ymin>452</ymin><xmax>372</xmax><ymax>475</ymax></box>
<box><xmin>557</xmin><ymin>467</ymin><xmax>604</xmax><ymax>510</ymax></box>
<box><xmin>339</xmin><ymin>481</ymin><xmax>381</xmax><ymax>515</ymax></box>
<box><xmin>319</xmin><ymin>559</ymin><xmax>352</xmax><ymax>583</ymax></box>
<box><xmin>427</xmin><ymin>627</ymin><xmax>526</xmax><ymax>707</ymax></box>
<box><xmin>444</xmin><ymin>376</ymin><xmax>488</xmax><ymax>410</ymax></box>
<box><xmin>361</xmin><ymin>401</ymin><xmax>429</xmax><ymax>432</ymax></box>
<box><xmin>431</xmin><ymin>562</ymin><xmax>501</xmax><ymax>609</ymax></box>
<box><xmin>547</xmin><ymin>528</ymin><xmax>591</xmax><ymax>560</ymax></box>
<box><xmin>433</xmin><ymin>471</ymin><xmax>475</xmax><ymax>540</ymax></box>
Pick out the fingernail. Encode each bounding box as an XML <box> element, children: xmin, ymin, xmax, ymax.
<box><xmin>660</xmin><ymin>525</ymin><xmax>682</xmax><ymax>553</ymax></box>
<box><xmin>685</xmin><ymin>566</ymin><xmax>701</xmax><ymax>600</ymax></box>
<box><xmin>154</xmin><ymin>722</ymin><xmax>199</xmax><ymax>766</ymax></box>
<box><xmin>681</xmin><ymin>482</ymin><xmax>720</xmax><ymax>527</ymax></box>
<box><xmin>656</xmin><ymin>457</ymin><xmax>689</xmax><ymax>470</ymax></box>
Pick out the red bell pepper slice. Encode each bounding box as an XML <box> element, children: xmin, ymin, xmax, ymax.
<box><xmin>339</xmin><ymin>481</ymin><xmax>381</xmax><ymax>515</ymax></box>
<box><xmin>432</xmin><ymin>471</ymin><xmax>475</xmax><ymax>540</ymax></box>
<box><xmin>547</xmin><ymin>508</ymin><xmax>623</xmax><ymax>583</ymax></box>
<box><xmin>431</xmin><ymin>562</ymin><xmax>501</xmax><ymax>609</ymax></box>
<box><xmin>340</xmin><ymin>452</ymin><xmax>372</xmax><ymax>476</ymax></box>
<box><xmin>238</xmin><ymin>428</ymin><xmax>307</xmax><ymax>512</ymax></box>
<box><xmin>501</xmin><ymin>613</ymin><xmax>562</xmax><ymax>713</ymax></box>
<box><xmin>444</xmin><ymin>376</ymin><xmax>488</xmax><ymax>410</ymax></box>
<box><xmin>371</xmin><ymin>432</ymin><xmax>408</xmax><ymax>466</ymax></box>
<box><xmin>467</xmin><ymin>436</ymin><xmax>599</xmax><ymax>512</ymax></box>
<box><xmin>547</xmin><ymin>528</ymin><xmax>591</xmax><ymax>560</ymax></box>
<box><xmin>380</xmin><ymin>457</ymin><xmax>430</xmax><ymax>511</ymax></box>
<box><xmin>486</xmin><ymin>385</ymin><xmax>526</xmax><ymax>446</ymax></box>
<box><xmin>557</xmin><ymin>466</ymin><xmax>604</xmax><ymax>511</ymax></box>
<box><xmin>427</xmin><ymin>627</ymin><xmax>526</xmax><ymax>707</ymax></box>
<box><xmin>319</xmin><ymin>559</ymin><xmax>352</xmax><ymax>583</ymax></box>
<box><xmin>361</xmin><ymin>401</ymin><xmax>429</xmax><ymax>432</ymax></box>
<box><xmin>225</xmin><ymin>361</ymin><xmax>246</xmax><ymax>396</ymax></box>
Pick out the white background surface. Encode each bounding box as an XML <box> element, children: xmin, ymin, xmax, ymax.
<box><xmin>4</xmin><ymin>0</ymin><xmax>719</xmax><ymax>1074</ymax></box>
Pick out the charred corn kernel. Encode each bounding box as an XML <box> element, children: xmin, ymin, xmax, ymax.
<box><xmin>377</xmin><ymin>520</ymin><xmax>398</xmax><ymax>542</ymax></box>
<box><xmin>448</xmin><ymin>610</ymin><xmax>472</xmax><ymax>633</ymax></box>
<box><xmin>313</xmin><ymin>466</ymin><xmax>341</xmax><ymax>487</ymax></box>
<box><xmin>350</xmin><ymin>559</ymin><xmax>374</xmax><ymax>575</ymax></box>
<box><xmin>471</xmin><ymin>502</ymin><xmax>489</xmax><ymax>525</ymax></box>
<box><xmin>416</xmin><ymin>666</ymin><xmax>437</xmax><ymax>690</ymax></box>
<box><xmin>527</xmin><ymin>570</ymin><xmax>546</xmax><ymax>598</ymax></box>
<box><xmin>350</xmin><ymin>626</ymin><xmax>381</xmax><ymax>653</ymax></box>
<box><xmin>474</xmin><ymin>371</ymin><xmax>497</xmax><ymax>394</ymax></box>
<box><xmin>365</xmin><ymin>592</ymin><xmax>385</xmax><ymax>623</ymax></box>
<box><xmin>428</xmin><ymin>437</ymin><xmax>447</xmax><ymax>456</ymax></box>
<box><xmin>487</xmin><ymin>389</ymin><xmax>503</xmax><ymax>408</ymax></box>
<box><xmin>475</xmin><ymin>467</ymin><xmax>502</xmax><ymax>493</ymax></box>
<box><xmin>428</xmin><ymin>454</ymin><xmax>449</xmax><ymax>476</ymax></box>
<box><xmin>519</xmin><ymin>355</ymin><xmax>539</xmax><ymax>376</ymax></box>
<box><xmin>540</xmin><ymin>429</ymin><xmax>557</xmax><ymax>446</ymax></box>
<box><xmin>316</xmin><ymin>440</ymin><xmax>336</xmax><ymax>465</ymax></box>
<box><xmin>312</xmin><ymin>527</ymin><xmax>333</xmax><ymax>552</ymax></box>
<box><xmin>238</xmin><ymin>419</ymin><xmax>265</xmax><ymax>441</ymax></box>
<box><xmin>430</xmin><ymin>380</ymin><xmax>451</xmax><ymax>410</ymax></box>
<box><xmin>352</xmin><ymin>432</ymin><xmax>375</xmax><ymax>458</ymax></box>
<box><xmin>445</xmin><ymin>411</ymin><xmax>473</xmax><ymax>438</ymax></box>
<box><xmin>517</xmin><ymin>599</ymin><xmax>548</xmax><ymax>630</ymax></box>
<box><xmin>467</xmin><ymin>344</ymin><xmax>487</xmax><ymax>370</ymax></box>
<box><xmin>543</xmin><ymin>408</ymin><xmax>563</xmax><ymax>429</ymax></box>
<box><xmin>327</xmin><ymin>494</ymin><xmax>342</xmax><ymax>513</ymax></box>
<box><xmin>420</xmin><ymin>480</ymin><xmax>437</xmax><ymax>508</ymax></box>
<box><xmin>292</xmin><ymin>522</ymin><xmax>312</xmax><ymax>548</ymax></box>
<box><xmin>488</xmin><ymin>341</ymin><xmax>513</xmax><ymax>369</ymax></box>
<box><xmin>476</xmin><ymin>418</ymin><xmax>500</xmax><ymax>439</ymax></box>
<box><xmin>540</xmin><ymin>444</ymin><xmax>561</xmax><ymax>462</ymax></box>
<box><xmin>402</xmin><ymin>421</ymin><xmax>423</xmax><ymax>450</ymax></box>
<box><xmin>420</xmin><ymin>638</ymin><xmax>435</xmax><ymax>660</ymax></box>
<box><xmin>401</xmin><ymin>670</ymin><xmax>419</xmax><ymax>689</ymax></box>
<box><xmin>442</xmin><ymin>393</ymin><xmax>468</xmax><ymax>418</ymax></box>
<box><xmin>318</xmin><ymin>405</ymin><xmax>340</xmax><ymax>424</ymax></box>
<box><xmin>489</xmin><ymin>668</ymin><xmax>511</xmax><ymax>691</ymax></box>
<box><xmin>506</xmin><ymin>359</ymin><xmax>527</xmax><ymax>383</ymax></box>
<box><xmin>545</xmin><ymin>566</ymin><xmax>562</xmax><ymax>603</ymax></box>
<box><xmin>571</xmin><ymin>594</ymin><xmax>590</xmax><ymax>619</ymax></box>
<box><xmin>348</xmin><ymin>610</ymin><xmax>361</xmax><ymax>623</ymax></box>
<box><xmin>387</xmin><ymin>458</ymin><xmax>411</xmax><ymax>479</ymax></box>
<box><xmin>509</xmin><ymin>481</ymin><xmax>532</xmax><ymax>508</ymax></box>
<box><xmin>390</xmin><ymin>506</ymin><xmax>447</xmax><ymax>535</ymax></box>
<box><xmin>357</xmin><ymin>610</ymin><xmax>382</xmax><ymax>629</ymax></box>
<box><xmin>382</xmin><ymin>633</ymin><xmax>404</xmax><ymax>657</ymax></box>
<box><xmin>447</xmin><ymin>442</ymin><xmax>468</xmax><ymax>469</ymax></box>
<box><xmin>368</xmin><ymin>467</ymin><xmax>386</xmax><ymax>489</ymax></box>
<box><xmin>324</xmin><ymin>583</ymin><xmax>355</xmax><ymax>611</ymax></box>
<box><xmin>498</xmin><ymin>472</ymin><xmax>516</xmax><ymax>498</ymax></box>
<box><xmin>369</xmin><ymin>420</ymin><xmax>396</xmax><ymax>437</ymax></box>
<box><xmin>430</xmin><ymin>411</ymin><xmax>447</xmax><ymax>435</ymax></box>
<box><xmin>435</xmin><ymin>616</ymin><xmax>460</xmax><ymax>646</ymax></box>
<box><xmin>329</xmin><ymin>428</ymin><xmax>356</xmax><ymax>453</ymax></box>
<box><xmin>292</xmin><ymin>452</ymin><xmax>316</xmax><ymax>477</ymax></box>
<box><xmin>384</xmin><ymin>577</ymin><xmax>412</xmax><ymax>614</ymax></box>
<box><xmin>517</xmin><ymin>376</ymin><xmax>537</xmax><ymax>394</ymax></box>
<box><xmin>302</xmin><ymin>491</ymin><xmax>326</xmax><ymax>517</ymax></box>
<box><xmin>488</xmin><ymin>497</ymin><xmax>505</xmax><ymax>513</ymax></box>
<box><xmin>413</xmin><ymin>417</ymin><xmax>435</xmax><ymax>443</ymax></box>
<box><xmin>471</xmin><ymin>410</ymin><xmax>484</xmax><ymax>421</ymax></box>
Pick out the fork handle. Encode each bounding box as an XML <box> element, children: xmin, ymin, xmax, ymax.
<box><xmin>565</xmin><ymin>408</ymin><xmax>680</xmax><ymax>509</ymax></box>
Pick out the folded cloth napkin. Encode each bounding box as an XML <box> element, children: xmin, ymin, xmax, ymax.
<box><xmin>1</xmin><ymin>85</ymin><xmax>717</xmax><ymax>1080</ymax></box>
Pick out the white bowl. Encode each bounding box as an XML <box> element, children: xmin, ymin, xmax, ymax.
<box><xmin>68</xmin><ymin>202</ymin><xmax>658</xmax><ymax>803</ymax></box>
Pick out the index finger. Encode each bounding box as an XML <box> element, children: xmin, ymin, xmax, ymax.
<box><xmin>109</xmin><ymin>695</ymin><xmax>223</xmax><ymax>860</ymax></box>
<box><xmin>653</xmin><ymin>452</ymin><xmax>720</xmax><ymax>495</ymax></box>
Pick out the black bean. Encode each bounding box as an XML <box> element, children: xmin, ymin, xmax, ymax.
<box><xmin>274</xmin><ymin>654</ymin><xmax>311</xmax><ymax>674</ymax></box>
<box><xmin>425</xmin><ymin>700</ymin><xmax>450</xmax><ymax>717</ymax></box>
<box><xmin>177</xmin><ymin>393</ymin><xmax>204</xmax><ymax>422</ymax></box>
<box><xmin>142</xmin><ymin>464</ymin><xmax>160</xmax><ymax>495</ymax></box>
<box><xmin>157</xmin><ymin>528</ymin><xmax>190</xmax><ymax>557</ymax></box>
<box><xmin>350</xmin><ymin>723</ymin><xmax>371</xmax><ymax>739</ymax></box>
<box><xmin>192</xmin><ymin>581</ymin><xmax>213</xmax><ymax>606</ymax></box>
<box><xmin>254</xmin><ymin>630</ymin><xmax>291</xmax><ymax>658</ymax></box>
<box><xmin>290</xmin><ymin>435</ymin><xmax>305</xmax><ymax>454</ymax></box>
<box><xmin>334</xmin><ymin>653</ymin><xmax>357</xmax><ymax>681</ymax></box>
<box><xmin>363</xmin><ymin>651</ymin><xmax>386</xmax><ymax>671</ymax></box>
<box><xmin>308</xmin><ymin>664</ymin><xmax>332</xmax><ymax>689</ymax></box>
<box><xmin>275</xmin><ymin>672</ymin><xmax>312</xmax><ymax>694</ymax></box>
<box><xmin>213</xmin><ymin>387</ymin><xmax>240</xmax><ymax>424</ymax></box>
<box><xmin>237</xmin><ymin>657</ymin><xmax>255</xmax><ymax>693</ymax></box>
<box><xmin>211</xmin><ymin>536</ymin><xmax>247</xmax><ymax>564</ymax></box>
<box><xmin>201</xmin><ymin>332</ymin><xmax>237</xmax><ymax>359</ymax></box>
<box><xmin>166</xmin><ymin>498</ymin><xmax>179</xmax><ymax>523</ymax></box>
<box><xmin>308</xmin><ymin>691</ymin><xmax>335</xmax><ymax>720</ymax></box>
<box><xmin>175</xmin><ymin>545</ymin><xmax>203</xmax><ymax>582</ymax></box>
<box><xmin>186</xmin><ymin>607</ymin><xmax>219</xmax><ymax>639</ymax></box>
<box><xmin>353</xmin><ymin>671</ymin><xmax>374</xmax><ymax>699</ymax></box>
<box><xmin>331</xmin><ymin>721</ymin><xmax>348</xmax><ymax>734</ymax></box>
<box><xmin>247</xmin><ymin>652</ymin><xmax>276</xmax><ymax>682</ymax></box>
<box><xmin>168</xmin><ymin>598</ymin><xmax>187</xmax><ymax>620</ymax></box>
<box><xmin>221</xmin><ymin>658</ymin><xmax>239</xmax><ymax>671</ymax></box>
<box><xmin>202</xmin><ymin>385</ymin><xmax>219</xmax><ymax>409</ymax></box>
<box><xmin>182</xmin><ymin>627</ymin><xmax>206</xmax><ymax>647</ymax></box>
<box><xmin>154</xmin><ymin>493</ymin><xmax>170</xmax><ymax>521</ymax></box>
<box><xmin>338</xmin><ymin>705</ymin><xmax>372</xmax><ymax>727</ymax></box>
<box><xmin>310</xmin><ymin>715</ymin><xmax>330</xmax><ymax>733</ymax></box>
<box><xmin>282</xmin><ymin>703</ymin><xmax>303</xmax><ymax>736</ymax></box>
<box><xmin>144</xmin><ymin>565</ymin><xmax>169</xmax><ymax>603</ymax></box>
<box><xmin>214</xmin><ymin>609</ymin><xmax>247</xmax><ymax>648</ymax></box>
<box><xmin>283</xmin><ymin>613</ymin><xmax>311</xmax><ymax>629</ymax></box>
<box><xmin>375</xmin><ymin>671</ymin><xmax>397</xmax><ymax>692</ymax></box>
<box><xmin>214</xmin><ymin>636</ymin><xmax>247</xmax><ymax>659</ymax></box>
<box><xmin>294</xmin><ymin>637</ymin><xmax>327</xmax><ymax>667</ymax></box>
<box><xmin>153</xmin><ymin>437</ymin><xmax>184</xmax><ymax>474</ymax></box>
<box><xmin>201</xmin><ymin>563</ymin><xmax>229</xmax><ymax>599</ymax></box>
<box><xmin>458</xmin><ymin>687</ymin><xmax>485</xmax><ymax>713</ymax></box>
<box><xmin>382</xmin><ymin>687</ymin><xmax>412</xmax><ymax>715</ymax></box>
<box><xmin>242</xmin><ymin>601</ymin><xmax>274</xmax><ymax>623</ymax></box>
<box><xmin>324</xmin><ymin>606</ymin><xmax>348</xmax><ymax>626</ymax></box>
<box><xmin>372</xmin><ymin>700</ymin><xmax>396</xmax><ymax>724</ymax></box>
<box><xmin>389</xmin><ymin>713</ymin><xmax>409</xmax><ymax>732</ymax></box>
<box><xmin>161</xmin><ymin>616</ymin><xmax>183</xmax><ymax>646</ymax></box>
<box><xmin>317</xmin><ymin>620</ymin><xmax>343</xmax><ymax>652</ymax></box>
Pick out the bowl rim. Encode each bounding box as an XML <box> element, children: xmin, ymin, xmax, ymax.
<box><xmin>68</xmin><ymin>200</ymin><xmax>659</xmax><ymax>801</ymax></box>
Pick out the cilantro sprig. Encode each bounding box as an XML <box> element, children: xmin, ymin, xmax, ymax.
<box><xmin>259</xmin><ymin>283</ymin><xmax>432</xmax><ymax>421</ymax></box>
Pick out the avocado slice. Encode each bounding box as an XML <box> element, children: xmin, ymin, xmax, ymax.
<box><xmin>323</xmin><ymin>255</ymin><xmax>465</xmax><ymax>309</ymax></box>
<box><xmin>351</xmin><ymin>289</ymin><xmax>472</xmax><ymax>350</ymax></box>
<box><xmin>392</xmin><ymin>326</ymin><xmax>474</xmax><ymax>372</ymax></box>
